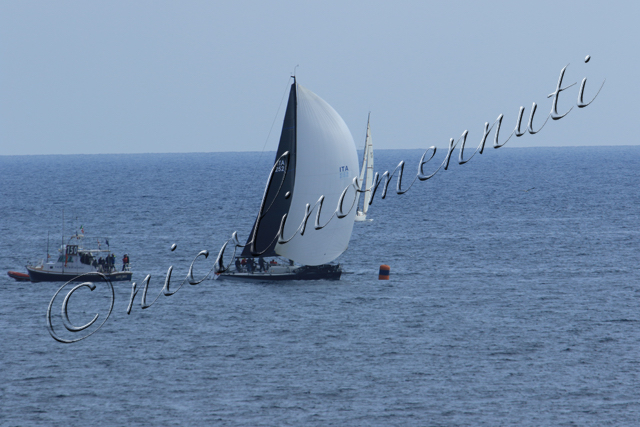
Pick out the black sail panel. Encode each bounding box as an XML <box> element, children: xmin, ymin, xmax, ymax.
<box><xmin>241</xmin><ymin>83</ymin><xmax>297</xmax><ymax>257</ymax></box>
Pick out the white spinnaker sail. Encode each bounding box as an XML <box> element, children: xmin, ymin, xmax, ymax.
<box><xmin>275</xmin><ymin>84</ymin><xmax>359</xmax><ymax>265</ymax></box>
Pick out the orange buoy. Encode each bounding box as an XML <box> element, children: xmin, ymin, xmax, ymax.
<box><xmin>378</xmin><ymin>264</ymin><xmax>390</xmax><ymax>280</ymax></box>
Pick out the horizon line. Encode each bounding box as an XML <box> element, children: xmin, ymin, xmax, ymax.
<box><xmin>2</xmin><ymin>145</ymin><xmax>639</xmax><ymax>157</ymax></box>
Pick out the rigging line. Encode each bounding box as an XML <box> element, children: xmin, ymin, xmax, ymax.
<box><xmin>259</xmin><ymin>76</ymin><xmax>294</xmax><ymax>155</ymax></box>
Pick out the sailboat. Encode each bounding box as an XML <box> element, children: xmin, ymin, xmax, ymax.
<box><xmin>355</xmin><ymin>113</ymin><xmax>374</xmax><ymax>222</ymax></box>
<box><xmin>219</xmin><ymin>78</ymin><xmax>359</xmax><ymax>281</ymax></box>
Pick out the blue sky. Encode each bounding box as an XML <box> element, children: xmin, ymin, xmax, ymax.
<box><xmin>0</xmin><ymin>1</ymin><xmax>635</xmax><ymax>155</ymax></box>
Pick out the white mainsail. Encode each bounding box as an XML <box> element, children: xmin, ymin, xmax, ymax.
<box><xmin>275</xmin><ymin>84</ymin><xmax>359</xmax><ymax>266</ymax></box>
<box><xmin>355</xmin><ymin>114</ymin><xmax>374</xmax><ymax>221</ymax></box>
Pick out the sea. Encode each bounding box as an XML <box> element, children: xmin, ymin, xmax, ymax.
<box><xmin>1</xmin><ymin>146</ymin><xmax>639</xmax><ymax>426</ymax></box>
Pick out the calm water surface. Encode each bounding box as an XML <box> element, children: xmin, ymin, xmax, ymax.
<box><xmin>1</xmin><ymin>147</ymin><xmax>639</xmax><ymax>426</ymax></box>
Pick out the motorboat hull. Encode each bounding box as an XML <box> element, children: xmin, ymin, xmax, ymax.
<box><xmin>26</xmin><ymin>266</ymin><xmax>132</xmax><ymax>283</ymax></box>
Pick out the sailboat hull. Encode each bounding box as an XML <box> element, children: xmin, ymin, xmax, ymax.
<box><xmin>355</xmin><ymin>212</ymin><xmax>372</xmax><ymax>222</ymax></box>
<box><xmin>218</xmin><ymin>264</ymin><xmax>342</xmax><ymax>281</ymax></box>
